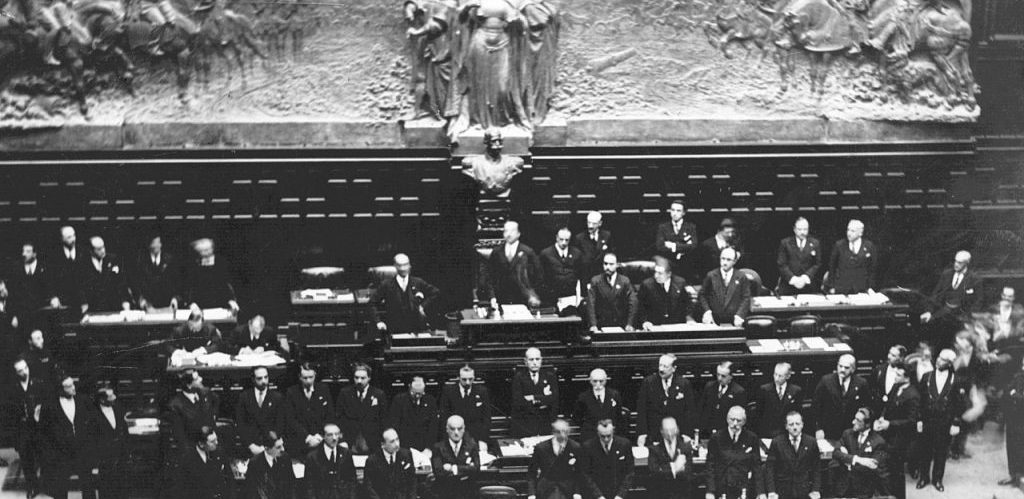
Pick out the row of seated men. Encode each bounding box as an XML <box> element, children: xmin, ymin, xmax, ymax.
<box><xmin>0</xmin><ymin>226</ymin><xmax>239</xmax><ymax>329</ymax></box>
<box><xmin>3</xmin><ymin>333</ymin><xmax>969</xmax><ymax>499</ymax></box>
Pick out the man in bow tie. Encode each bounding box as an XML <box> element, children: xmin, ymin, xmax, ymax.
<box><xmin>236</xmin><ymin>366</ymin><xmax>286</xmax><ymax>456</ymax></box>
<box><xmin>372</xmin><ymin>253</ymin><xmax>440</xmax><ymax>335</ymax></box>
<box><xmin>387</xmin><ymin>376</ymin><xmax>439</xmax><ymax>452</ymax></box>
<box><xmin>765</xmin><ymin>412</ymin><xmax>821</xmax><ymax>499</ymax></box>
<box><xmin>776</xmin><ymin>217</ymin><xmax>822</xmax><ymax>295</ymax></box>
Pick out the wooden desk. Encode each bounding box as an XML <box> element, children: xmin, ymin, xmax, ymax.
<box><xmin>289</xmin><ymin>289</ymin><xmax>375</xmax><ymax>325</ymax></box>
<box><xmin>458</xmin><ymin>308</ymin><xmax>585</xmax><ymax>345</ymax></box>
<box><xmin>750</xmin><ymin>294</ymin><xmax>909</xmax><ymax>333</ymax></box>
<box><xmin>64</xmin><ymin>308</ymin><xmax>237</xmax><ymax>340</ymax></box>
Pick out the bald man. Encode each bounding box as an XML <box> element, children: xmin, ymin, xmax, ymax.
<box><xmin>79</xmin><ymin>236</ymin><xmax>131</xmax><ymax>314</ymax></box>
<box><xmin>431</xmin><ymin>415</ymin><xmax>481</xmax><ymax>499</ymax></box>
<box><xmin>573</xmin><ymin>368</ymin><xmax>625</xmax><ymax>442</ymax></box>
<box><xmin>705</xmin><ymin>406</ymin><xmax>763</xmax><ymax>499</ymax></box>
<box><xmin>387</xmin><ymin>376</ymin><xmax>439</xmax><ymax>451</ymax></box>
<box><xmin>372</xmin><ymin>253</ymin><xmax>440</xmax><ymax>334</ymax></box>
<box><xmin>528</xmin><ymin>419</ymin><xmax>584</xmax><ymax>499</ymax></box>
<box><xmin>920</xmin><ymin>250</ymin><xmax>981</xmax><ymax>345</ymax></box>
<box><xmin>484</xmin><ymin>221</ymin><xmax>542</xmax><ymax>308</ymax></box>
<box><xmin>511</xmin><ymin>348</ymin><xmax>560</xmax><ymax>437</ymax></box>
<box><xmin>826</xmin><ymin>220</ymin><xmax>877</xmax><ymax>294</ymax></box>
<box><xmin>574</xmin><ymin>211</ymin><xmax>615</xmax><ymax>282</ymax></box>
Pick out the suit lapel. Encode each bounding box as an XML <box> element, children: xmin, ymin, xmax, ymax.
<box><xmin>723</xmin><ymin>273</ymin><xmax>737</xmax><ymax>305</ymax></box>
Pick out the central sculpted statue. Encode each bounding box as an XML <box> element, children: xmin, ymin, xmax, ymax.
<box><xmin>461</xmin><ymin>127</ymin><xmax>525</xmax><ymax>197</ymax></box>
<box><xmin>405</xmin><ymin>0</ymin><xmax>559</xmax><ymax>142</ymax></box>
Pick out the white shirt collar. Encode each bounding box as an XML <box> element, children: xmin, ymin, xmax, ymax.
<box><xmin>101</xmin><ymin>405</ymin><xmax>116</xmax><ymax>429</ymax></box>
<box><xmin>663</xmin><ymin>280</ymin><xmax>671</xmax><ymax>292</ymax></box>
<box><xmin>20</xmin><ymin>378</ymin><xmax>29</xmax><ymax>391</ymax></box>
<box><xmin>185</xmin><ymin>391</ymin><xmax>199</xmax><ymax>403</ymax></box>
<box><xmin>506</xmin><ymin>241</ymin><xmax>519</xmax><ymax>257</ymax></box>
<box><xmin>715</xmin><ymin>235</ymin><xmax>728</xmax><ymax>249</ymax></box>
<box><xmin>850</xmin><ymin>239</ymin><xmax>861</xmax><ymax>253</ymax></box>
<box><xmin>265</xmin><ymin>453</ymin><xmax>276</xmax><ymax>467</ymax></box>
<box><xmin>607</xmin><ymin>272</ymin><xmax>618</xmax><ymax>285</ymax></box>
<box><xmin>196</xmin><ymin>446</ymin><xmax>208</xmax><ymax>463</ymax></box>
<box><xmin>25</xmin><ymin>260</ymin><xmax>36</xmax><ymax>274</ymax></box>
<box><xmin>324</xmin><ymin>443</ymin><xmax>338</xmax><ymax>460</ymax></box>
<box><xmin>450</xmin><ymin>439</ymin><xmax>461</xmax><ymax>454</ymax></box>
<box><xmin>93</xmin><ymin>257</ymin><xmax>104</xmax><ymax>272</ymax></box>
<box><xmin>65</xmin><ymin>247</ymin><xmax>75</xmax><ymax>259</ymax></box>
<box><xmin>397</xmin><ymin>274</ymin><xmax>409</xmax><ymax>290</ymax></box>
<box><xmin>936</xmin><ymin>369</ymin><xmax>950</xmax><ymax>388</ymax></box>
<box><xmin>884</xmin><ymin>365</ymin><xmax>897</xmax><ymax>393</ymax></box>
<box><xmin>721</xmin><ymin>268</ymin><xmax>733</xmax><ymax>282</ymax></box>
<box><xmin>59</xmin><ymin>396</ymin><xmax>76</xmax><ymax>422</ymax></box>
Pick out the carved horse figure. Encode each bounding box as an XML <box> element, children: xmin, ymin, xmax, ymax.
<box><xmin>772</xmin><ymin>0</ymin><xmax>863</xmax><ymax>98</ymax></box>
<box><xmin>192</xmin><ymin>0</ymin><xmax>266</xmax><ymax>89</ymax></box>
<box><xmin>124</xmin><ymin>17</ymin><xmax>196</xmax><ymax>101</ymax></box>
<box><xmin>0</xmin><ymin>14</ymin><xmax>90</xmax><ymax>114</ymax></box>
<box><xmin>704</xmin><ymin>1</ymin><xmax>775</xmax><ymax>61</ymax></box>
<box><xmin>77</xmin><ymin>0</ymin><xmax>137</xmax><ymax>96</ymax></box>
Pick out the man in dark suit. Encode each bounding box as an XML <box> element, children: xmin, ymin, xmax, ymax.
<box><xmin>243</xmin><ymin>431</ymin><xmax>296</xmax><ymax>498</ymax></box>
<box><xmin>166</xmin><ymin>368</ymin><xmax>220</xmax><ymax>447</ymax></box>
<box><xmin>177</xmin><ymin>426</ymin><xmax>233</xmax><ymax>499</ymax></box>
<box><xmin>8</xmin><ymin>358</ymin><xmax>46</xmax><ymax>497</ymax></box>
<box><xmin>580</xmin><ymin>419</ymin><xmax>634</xmax><ymax>499</ymax></box>
<box><xmin>284</xmin><ymin>363</ymin><xmax>334</xmax><ymax>458</ymax></box>
<box><xmin>826</xmin><ymin>219</ymin><xmax>878</xmax><ymax>294</ymax></box>
<box><xmin>439</xmin><ymin>365</ymin><xmax>492</xmax><ymax>445</ymax></box>
<box><xmin>511</xmin><ymin>347</ymin><xmax>559</xmax><ymax>437</ymax></box>
<box><xmin>528</xmin><ymin>419</ymin><xmax>584</xmax><ymax>499</ymax></box>
<box><xmin>776</xmin><ymin>217</ymin><xmax>822</xmax><ymax>295</ymax></box>
<box><xmin>131</xmin><ymin>235</ymin><xmax>180</xmax><ymax>310</ymax></box>
<box><xmin>869</xmin><ymin>344</ymin><xmax>908</xmax><ymax>412</ymax></box>
<box><xmin>574</xmin><ymin>211</ymin><xmax>615</xmax><ymax>283</ymax></box>
<box><xmin>39</xmin><ymin>375</ymin><xmax>98</xmax><ymax>499</ymax></box>
<box><xmin>539</xmin><ymin>228</ymin><xmax>583</xmax><ymax>304</ymax></box>
<box><xmin>700</xmin><ymin>361</ymin><xmax>749</xmax><ymax>435</ymax></box>
<box><xmin>365</xmin><ymin>428</ymin><xmax>417</xmax><ymax>499</ymax></box>
<box><xmin>637</xmin><ymin>353</ymin><xmax>697</xmax><ymax>445</ymax></box>
<box><xmin>79</xmin><ymin>236</ymin><xmax>131</xmax><ymax>314</ymax></box>
<box><xmin>8</xmin><ymin>242</ymin><xmax>52</xmax><ymax>329</ymax></box>
<box><xmin>387</xmin><ymin>376</ymin><xmax>439</xmax><ymax>451</ymax></box>
<box><xmin>335</xmin><ymin>362</ymin><xmax>387</xmax><ymax>453</ymax></box>
<box><xmin>698</xmin><ymin>218</ymin><xmax>742</xmax><ymax>280</ymax></box>
<box><xmin>168</xmin><ymin>309</ymin><xmax>226</xmax><ymax>355</ymax></box>
<box><xmin>484</xmin><ymin>221</ymin><xmax>542</xmax><ymax>308</ymax></box>
<box><xmin>654</xmin><ymin>200</ymin><xmax>698</xmax><ymax>280</ymax></box>
<box><xmin>371</xmin><ymin>253</ymin><xmax>441</xmax><ymax>334</ymax></box>
<box><xmin>586</xmin><ymin>253</ymin><xmax>637</xmax><ymax>332</ymax></box>
<box><xmin>50</xmin><ymin>226</ymin><xmax>85</xmax><ymax>313</ymax></box>
<box><xmin>235</xmin><ymin>366</ymin><xmax>287</xmax><ymax>456</ymax></box>
<box><xmin>22</xmin><ymin>329</ymin><xmax>57</xmax><ymax>384</ymax></box>
<box><xmin>832</xmin><ymin>407</ymin><xmax>891</xmax><ymax>498</ymax></box>
<box><xmin>812</xmin><ymin>353</ymin><xmax>871</xmax><ymax>440</ymax></box>
<box><xmin>875</xmin><ymin>361</ymin><xmax>920</xmax><ymax>499</ymax></box>
<box><xmin>648</xmin><ymin>416</ymin><xmax>696</xmax><ymax>499</ymax></box>
<box><xmin>705</xmin><ymin>406</ymin><xmax>763</xmax><ymax>499</ymax></box>
<box><xmin>917</xmin><ymin>349</ymin><xmax>966</xmax><ymax>492</ymax></box>
<box><xmin>920</xmin><ymin>250</ymin><xmax>982</xmax><ymax>345</ymax></box>
<box><xmin>230</xmin><ymin>314</ymin><xmax>278</xmax><ymax>354</ymax></box>
<box><xmin>638</xmin><ymin>256</ymin><xmax>695</xmax><ymax>329</ymax></box>
<box><xmin>182</xmin><ymin>238</ymin><xmax>240</xmax><ymax>313</ymax></box>
<box><xmin>93</xmin><ymin>384</ymin><xmax>129</xmax><ymax>499</ymax></box>
<box><xmin>699</xmin><ymin>247</ymin><xmax>751</xmax><ymax>327</ymax></box>
<box><xmin>753</xmin><ymin>362</ymin><xmax>803</xmax><ymax>439</ymax></box>
<box><xmin>304</xmin><ymin>423</ymin><xmax>358</xmax><ymax>499</ymax></box>
<box><xmin>431</xmin><ymin>415</ymin><xmax>481</xmax><ymax>499</ymax></box>
<box><xmin>765</xmin><ymin>411</ymin><xmax>821</xmax><ymax>499</ymax></box>
<box><xmin>573</xmin><ymin>368</ymin><xmax>625</xmax><ymax>443</ymax></box>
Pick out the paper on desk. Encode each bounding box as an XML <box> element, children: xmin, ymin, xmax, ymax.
<box><xmin>499</xmin><ymin>442</ymin><xmax>531</xmax><ymax>457</ymax></box>
<box><xmin>557</xmin><ymin>295</ymin><xmax>581</xmax><ymax>312</ymax></box>
<box><xmin>797</xmin><ymin>294</ymin><xmax>830</xmax><ymax>304</ymax></box>
<box><xmin>832</xmin><ymin>342</ymin><xmax>852</xmax><ymax>351</ymax></box>
<box><xmin>748</xmin><ymin>345</ymin><xmax>768</xmax><ymax>354</ymax></box>
<box><xmin>411</xmin><ymin>448</ymin><xmax>433</xmax><ymax>468</ymax></box>
<box><xmin>196</xmin><ymin>352</ymin><xmax>233</xmax><ymax>366</ymax></box>
<box><xmin>300</xmin><ymin>288</ymin><xmax>334</xmax><ymax>299</ymax></box>
<box><xmin>803</xmin><ymin>337</ymin><xmax>830</xmax><ymax>349</ymax></box>
<box><xmin>292</xmin><ymin>460</ymin><xmax>305</xmax><ymax>479</ymax></box>
<box><xmin>847</xmin><ymin>293</ymin><xmax>890</xmax><ymax>306</ymax></box>
<box><xmin>601</xmin><ymin>326</ymin><xmax>626</xmax><ymax>333</ymax></box>
<box><xmin>82</xmin><ymin>313</ymin><xmax>125</xmax><ymax>324</ymax></box>
<box><xmin>480</xmin><ymin>452</ymin><xmax>497</xmax><ymax>466</ymax></box>
<box><xmin>501</xmin><ymin>304</ymin><xmax>534</xmax><ymax>320</ymax></box>
<box><xmin>175</xmin><ymin>308</ymin><xmax>233</xmax><ymax>321</ymax></box>
<box><xmin>817</xmin><ymin>440</ymin><xmax>835</xmax><ymax>453</ymax></box>
<box><xmin>353</xmin><ymin>455</ymin><xmax>368</xmax><ymax>468</ymax></box>
<box><xmin>632</xmin><ymin>446</ymin><xmax>649</xmax><ymax>460</ymax></box>
<box><xmin>759</xmin><ymin>339</ymin><xmax>784</xmax><ymax>352</ymax></box>
<box><xmin>520</xmin><ymin>435</ymin><xmax>554</xmax><ymax>448</ymax></box>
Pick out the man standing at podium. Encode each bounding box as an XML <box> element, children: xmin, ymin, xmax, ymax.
<box><xmin>776</xmin><ymin>217</ymin><xmax>822</xmax><ymax>295</ymax></box>
<box><xmin>539</xmin><ymin>228</ymin><xmax>582</xmax><ymax>305</ymax></box>
<box><xmin>826</xmin><ymin>219</ymin><xmax>877</xmax><ymax>295</ymax></box>
<box><xmin>485</xmin><ymin>221</ymin><xmax>542</xmax><ymax>308</ymax></box>
<box><xmin>699</xmin><ymin>247</ymin><xmax>750</xmax><ymax>327</ymax></box>
<box><xmin>372</xmin><ymin>253</ymin><xmax>440</xmax><ymax>334</ymax></box>
<box><xmin>586</xmin><ymin>253</ymin><xmax>637</xmax><ymax>333</ymax></box>
<box><xmin>638</xmin><ymin>256</ymin><xmax>694</xmax><ymax>330</ymax></box>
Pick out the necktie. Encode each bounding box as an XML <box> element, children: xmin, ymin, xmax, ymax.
<box><xmin>953</xmin><ymin>272</ymin><xmax>962</xmax><ymax>289</ymax></box>
<box><xmin>792</xmin><ymin>437</ymin><xmax>800</xmax><ymax>452</ymax></box>
<box><xmin>597</xmin><ymin>393</ymin><xmax>603</xmax><ymax>405</ymax></box>
<box><xmin>359</xmin><ymin>389</ymin><xmax>365</xmax><ymax>401</ymax></box>
<box><xmin>719</xmin><ymin>385</ymin><xmax>727</xmax><ymax>398</ymax></box>
<box><xmin>778</xmin><ymin>386</ymin><xmax>785</xmax><ymax>400</ymax></box>
<box><xmin>257</xmin><ymin>390</ymin><xmax>266</xmax><ymax>407</ymax></box>
<box><xmin>27</xmin><ymin>265</ymin><xmax>32</xmax><ymax>276</ymax></box>
<box><xmin>673</xmin><ymin>223</ymin><xmax>680</xmax><ymax>235</ymax></box>
<box><xmin>663</xmin><ymin>380</ymin><xmax>671</xmax><ymax>397</ymax></box>
<box><xmin>604</xmin><ymin>442</ymin><xmax>611</xmax><ymax>454</ymax></box>
<box><xmin>798</xmin><ymin>239</ymin><xmax>804</xmax><ymax>250</ymax></box>
<box><xmin>388</xmin><ymin>454</ymin><xmax>393</xmax><ymax>466</ymax></box>
<box><xmin>306</xmin><ymin>389</ymin><xmax>312</xmax><ymax>400</ymax></box>
<box><xmin>732</xmin><ymin>432</ymin><xmax>738</xmax><ymax>444</ymax></box>
<box><xmin>463</xmin><ymin>388</ymin><xmax>469</xmax><ymax>399</ymax></box>
<box><xmin>330</xmin><ymin>448</ymin><xmax>336</xmax><ymax>464</ymax></box>
<box><xmin>531</xmin><ymin>373</ymin><xmax>538</xmax><ymax>384</ymax></box>
<box><xmin>841</xmin><ymin>379</ymin><xmax>848</xmax><ymax>396</ymax></box>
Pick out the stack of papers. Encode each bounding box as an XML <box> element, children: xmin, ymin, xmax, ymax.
<box><xmin>847</xmin><ymin>293</ymin><xmax>891</xmax><ymax>306</ymax></box>
<box><xmin>758</xmin><ymin>339</ymin><xmax>784</xmax><ymax>352</ymax></box>
<box><xmin>127</xmin><ymin>417</ymin><xmax>160</xmax><ymax>435</ymax></box>
<box><xmin>631</xmin><ymin>446</ymin><xmax>649</xmax><ymax>459</ymax></box>
<box><xmin>353</xmin><ymin>455</ymin><xmax>368</xmax><ymax>468</ymax></box>
<box><xmin>196</xmin><ymin>352</ymin><xmax>234</xmax><ymax>366</ymax></box>
<box><xmin>233</xmin><ymin>352</ymin><xmax>287</xmax><ymax>367</ymax></box>
<box><xmin>411</xmin><ymin>448</ymin><xmax>433</xmax><ymax>468</ymax></box>
<box><xmin>174</xmin><ymin>308</ymin><xmax>233</xmax><ymax>321</ymax></box>
<box><xmin>299</xmin><ymin>288</ymin><xmax>335</xmax><ymax>299</ymax></box>
<box><xmin>803</xmin><ymin>337</ymin><xmax>830</xmax><ymax>349</ymax></box>
<box><xmin>500</xmin><ymin>304</ymin><xmax>535</xmax><ymax>320</ymax></box>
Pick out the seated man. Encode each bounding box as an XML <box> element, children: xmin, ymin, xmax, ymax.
<box><xmin>586</xmin><ymin>253</ymin><xmax>637</xmax><ymax>333</ymax></box>
<box><xmin>832</xmin><ymin>407</ymin><xmax>891</xmax><ymax>498</ymax></box>
<box><xmin>387</xmin><ymin>376</ymin><xmax>439</xmax><ymax>452</ymax></box>
<box><xmin>699</xmin><ymin>247</ymin><xmax>750</xmax><ymax>327</ymax></box>
<box><xmin>168</xmin><ymin>309</ymin><xmax>225</xmax><ymax>355</ymax></box>
<box><xmin>638</xmin><ymin>256</ymin><xmax>695</xmax><ymax>330</ymax></box>
<box><xmin>372</xmin><ymin>253</ymin><xmax>440</xmax><ymax>334</ymax></box>
<box><xmin>230</xmin><ymin>314</ymin><xmax>277</xmax><ymax>355</ymax></box>
<box><xmin>236</xmin><ymin>366</ymin><xmax>287</xmax><ymax>456</ymax></box>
